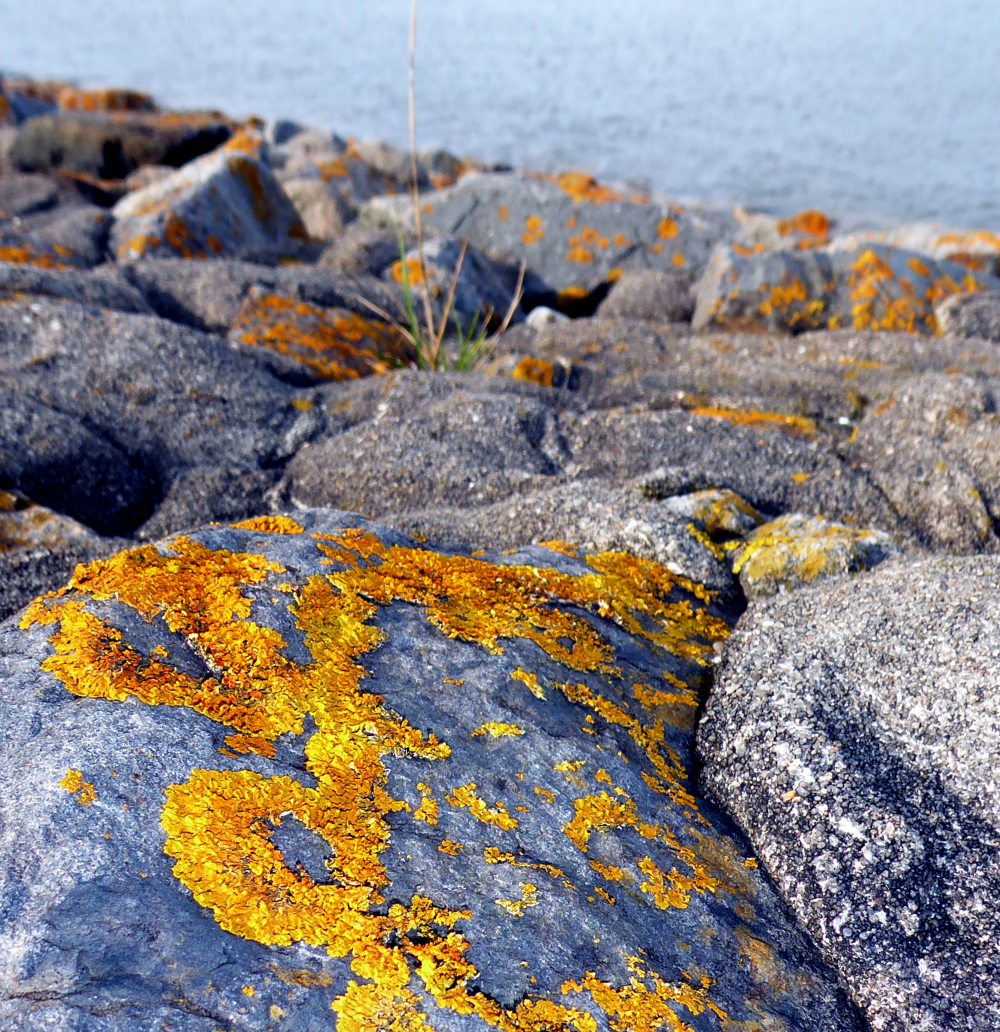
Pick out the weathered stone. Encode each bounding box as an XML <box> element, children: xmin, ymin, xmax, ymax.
<box><xmin>597</xmin><ymin>269</ymin><xmax>695</xmax><ymax>323</ymax></box>
<box><xmin>228</xmin><ymin>287</ymin><xmax>413</xmax><ymax>385</ymax></box>
<box><xmin>0</xmin><ymin>205</ymin><xmax>112</xmax><ymax>269</ymax></box>
<box><xmin>385</xmin><ymin>237</ymin><xmax>523</xmax><ymax>332</ymax></box>
<box><xmin>730</xmin><ymin>208</ymin><xmax>833</xmax><ymax>252</ymax></box>
<box><xmin>111</xmin><ymin>138</ymin><xmax>308</xmax><ymax>263</ymax></box>
<box><xmin>282</xmin><ymin>177</ymin><xmax>350</xmax><ymax>240</ymax></box>
<box><xmin>0</xmin><ymin>298</ymin><xmax>323</xmax><ymax>496</ymax></box>
<box><xmin>638</xmin><ymin>467</ymin><xmax>724</xmax><ymax>500</ymax></box>
<box><xmin>318</xmin><ymin>224</ymin><xmax>414</xmax><ymax>278</ymax></box>
<box><xmin>842</xmin><ymin>373</ymin><xmax>1000</xmax><ymax>554</ymax></box>
<box><xmin>730</xmin><ymin>513</ymin><xmax>900</xmax><ymax>598</ymax></box>
<box><xmin>54</xmin><ymin>86</ymin><xmax>157</xmax><ymax>114</ymax></box>
<box><xmin>0</xmin><ymin>173</ymin><xmax>59</xmax><ymax>218</ymax></box>
<box><xmin>0</xmin><ymin>260</ymin><xmax>152</xmax><ymax>312</ymax></box>
<box><xmin>693</xmin><ymin>243</ymin><xmax>1000</xmax><ymax>335</ymax></box>
<box><xmin>525</xmin><ymin>305</ymin><xmax>570</xmax><ymax>331</ymax></box>
<box><xmin>699</xmin><ymin>554</ymin><xmax>1000</xmax><ymax>1030</ymax></box>
<box><xmin>830</xmin><ymin>224</ymin><xmax>1000</xmax><ymax>276</ymax></box>
<box><xmin>0</xmin><ymin>512</ymin><xmax>859</xmax><ymax>1029</ymax></box>
<box><xmin>0</xmin><ymin>386</ymin><xmax>152</xmax><ymax>535</ymax></box>
<box><xmin>936</xmin><ymin>290</ymin><xmax>1000</xmax><ymax>341</ymax></box>
<box><xmin>0</xmin><ymin>488</ymin><xmax>100</xmax><ymax>553</ymax></box>
<box><xmin>364</xmin><ymin>172</ymin><xmax>735</xmax><ymax>306</ymax></box>
<box><xmin>135</xmin><ymin>466</ymin><xmax>282</xmax><ymax>541</ymax></box>
<box><xmin>7</xmin><ymin>111</ymin><xmax>231</xmax><ymax>179</ymax></box>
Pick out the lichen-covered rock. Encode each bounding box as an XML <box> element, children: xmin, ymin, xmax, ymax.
<box><xmin>0</xmin><ymin>205</ymin><xmax>112</xmax><ymax>269</ymax></box>
<box><xmin>385</xmin><ymin>237</ymin><xmax>523</xmax><ymax>333</ymax></box>
<box><xmin>730</xmin><ymin>514</ymin><xmax>900</xmax><ymax>598</ymax></box>
<box><xmin>0</xmin><ymin>488</ymin><xmax>100</xmax><ymax>553</ymax></box>
<box><xmin>54</xmin><ymin>86</ymin><xmax>157</xmax><ymax>114</ymax></box>
<box><xmin>596</xmin><ymin>269</ymin><xmax>696</xmax><ymax>323</ymax></box>
<box><xmin>693</xmin><ymin>243</ymin><xmax>1000</xmax><ymax>335</ymax></box>
<box><xmin>730</xmin><ymin>208</ymin><xmax>833</xmax><ymax>253</ymax></box>
<box><xmin>0</xmin><ymin>511</ymin><xmax>860</xmax><ymax>1030</ymax></box>
<box><xmin>228</xmin><ymin>288</ymin><xmax>413</xmax><ymax>384</ymax></box>
<box><xmin>364</xmin><ymin>172</ymin><xmax>734</xmax><ymax>307</ymax></box>
<box><xmin>319</xmin><ymin>224</ymin><xmax>416</xmax><ymax>279</ymax></box>
<box><xmin>843</xmin><ymin>373</ymin><xmax>1000</xmax><ymax>554</ymax></box>
<box><xmin>699</xmin><ymin>554</ymin><xmax>1000</xmax><ymax>1030</ymax></box>
<box><xmin>8</xmin><ymin>111</ymin><xmax>231</xmax><ymax>179</ymax></box>
<box><xmin>830</xmin><ymin>224</ymin><xmax>1000</xmax><ymax>276</ymax></box>
<box><xmin>111</xmin><ymin>138</ymin><xmax>308</xmax><ymax>263</ymax></box>
<box><xmin>0</xmin><ymin>298</ymin><xmax>322</xmax><ymax>500</ymax></box>
<box><xmin>936</xmin><ymin>290</ymin><xmax>1000</xmax><ymax>342</ymax></box>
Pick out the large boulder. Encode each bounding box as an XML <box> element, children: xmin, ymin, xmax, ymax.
<box><xmin>7</xmin><ymin>111</ymin><xmax>231</xmax><ymax>180</ymax></box>
<box><xmin>0</xmin><ymin>511</ymin><xmax>860</xmax><ymax>1030</ymax></box>
<box><xmin>699</xmin><ymin>554</ymin><xmax>1000</xmax><ymax>1030</ymax></box>
<box><xmin>0</xmin><ymin>260</ymin><xmax>152</xmax><ymax>313</ymax></box>
<box><xmin>364</xmin><ymin>172</ymin><xmax>736</xmax><ymax>308</ymax></box>
<box><xmin>936</xmin><ymin>290</ymin><xmax>1000</xmax><ymax>342</ymax></box>
<box><xmin>110</xmin><ymin>137</ymin><xmax>309</xmax><ymax>263</ymax></box>
<box><xmin>829</xmin><ymin>224</ymin><xmax>1000</xmax><ymax>276</ymax></box>
<box><xmin>596</xmin><ymin>269</ymin><xmax>696</xmax><ymax>323</ymax></box>
<box><xmin>0</xmin><ymin>172</ymin><xmax>59</xmax><ymax>218</ymax></box>
<box><xmin>0</xmin><ymin>206</ymin><xmax>112</xmax><ymax>269</ymax></box>
<box><xmin>693</xmin><ymin>243</ymin><xmax>1000</xmax><ymax>335</ymax></box>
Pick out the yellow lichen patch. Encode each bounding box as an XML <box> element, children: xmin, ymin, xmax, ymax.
<box><xmin>539</xmin><ymin>541</ymin><xmax>580</xmax><ymax>558</ymax></box>
<box><xmin>332</xmin><ymin>982</ymin><xmax>435</xmax><ymax>1032</ymax></box>
<box><xmin>471</xmin><ymin>723</ymin><xmax>525</xmax><ymax>738</ymax></box>
<box><xmin>223</xmin><ymin>734</ymin><xmax>277</xmax><ymax>759</ymax></box>
<box><xmin>511</xmin><ymin>668</ymin><xmax>544</xmax><ymax>699</ymax></box>
<box><xmin>496</xmin><ymin>883</ymin><xmax>540</xmax><ymax>917</ymax></box>
<box><xmin>657</xmin><ymin>218</ymin><xmax>678</xmax><ymax>241</ymax></box>
<box><xmin>533</xmin><ymin>787</ymin><xmax>555</xmax><ymax>803</ymax></box>
<box><xmin>230</xmin><ymin>515</ymin><xmax>304</xmax><ymax>534</ymax></box>
<box><xmin>632</xmin><ymin>683</ymin><xmax>698</xmax><ymax>712</ymax></box>
<box><xmin>555</xmin><ymin>172</ymin><xmax>622</xmax><ymax>206</ymax></box>
<box><xmin>563</xmin><ymin>791</ymin><xmax>657</xmax><ymax>852</ymax></box>
<box><xmin>522</xmin><ymin>216</ymin><xmax>545</xmax><ymax>247</ymax></box>
<box><xmin>270</xmin><ymin>965</ymin><xmax>335</xmax><ymax>988</ymax></box>
<box><xmin>438</xmin><ymin>840</ymin><xmax>462</xmax><ymax>856</ymax></box>
<box><xmin>637</xmin><ymin>856</ymin><xmax>719</xmax><ymax>912</ymax></box>
<box><xmin>483</xmin><ymin>848</ymin><xmax>570</xmax><ymax>886</ymax></box>
<box><xmin>688</xmin><ymin>407</ymin><xmax>817</xmax><ymax>438</ymax></box>
<box><xmin>594</xmin><ymin>768</ymin><xmax>612</xmax><ymax>785</ymax></box>
<box><xmin>589</xmin><ymin>860</ymin><xmax>628</xmax><ymax>883</ymax></box>
<box><xmin>593</xmin><ymin>887</ymin><xmax>615</xmax><ymax>905</ymax></box>
<box><xmin>776</xmin><ymin>210</ymin><xmax>830</xmax><ymax>243</ymax></box>
<box><xmin>413</xmin><ymin>783</ymin><xmax>439</xmax><ymax>826</ymax></box>
<box><xmin>446</xmin><ymin>783</ymin><xmax>519</xmax><ymax>831</ymax></box>
<box><xmin>511</xmin><ymin>357</ymin><xmax>556</xmax><ymax>387</ymax></box>
<box><xmin>60</xmin><ymin>769</ymin><xmax>96</xmax><ymax>806</ymax></box>
<box><xmin>232</xmin><ymin>292</ymin><xmax>412</xmax><ymax>381</ymax></box>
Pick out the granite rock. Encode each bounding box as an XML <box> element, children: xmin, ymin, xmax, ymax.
<box><xmin>0</xmin><ymin>511</ymin><xmax>860</xmax><ymax>1030</ymax></box>
<box><xmin>0</xmin><ymin>205</ymin><xmax>112</xmax><ymax>269</ymax></box>
<box><xmin>596</xmin><ymin>269</ymin><xmax>696</xmax><ymax>323</ymax></box>
<box><xmin>0</xmin><ymin>488</ymin><xmax>101</xmax><ymax>554</ymax></box>
<box><xmin>699</xmin><ymin>554</ymin><xmax>1000</xmax><ymax>1030</ymax></box>
<box><xmin>0</xmin><ymin>172</ymin><xmax>59</xmax><ymax>218</ymax></box>
<box><xmin>936</xmin><ymin>290</ymin><xmax>1000</xmax><ymax>342</ymax></box>
<box><xmin>0</xmin><ymin>259</ymin><xmax>152</xmax><ymax>313</ymax></box>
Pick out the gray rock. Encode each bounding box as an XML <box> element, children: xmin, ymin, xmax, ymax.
<box><xmin>0</xmin><ymin>511</ymin><xmax>859</xmax><ymax>1030</ymax></box>
<box><xmin>0</xmin><ymin>488</ymin><xmax>101</xmax><ymax>554</ymax></box>
<box><xmin>135</xmin><ymin>466</ymin><xmax>283</xmax><ymax>541</ymax></box>
<box><xmin>699</xmin><ymin>554</ymin><xmax>1000</xmax><ymax>1030</ymax></box>
<box><xmin>282</xmin><ymin>176</ymin><xmax>350</xmax><ymax>240</ymax></box>
<box><xmin>0</xmin><ymin>298</ymin><xmax>323</xmax><ymax>494</ymax></box>
<box><xmin>0</xmin><ymin>173</ymin><xmax>59</xmax><ymax>218</ymax></box>
<box><xmin>0</xmin><ymin>260</ymin><xmax>152</xmax><ymax>313</ymax></box>
<box><xmin>638</xmin><ymin>466</ymin><xmax>724</xmax><ymax>500</ymax></box>
<box><xmin>525</xmin><ymin>305</ymin><xmax>570</xmax><ymax>331</ymax></box>
<box><xmin>0</xmin><ymin>387</ymin><xmax>152</xmax><ymax>534</ymax></box>
<box><xmin>936</xmin><ymin>290</ymin><xmax>1000</xmax><ymax>342</ymax></box>
<box><xmin>318</xmin><ymin>224</ymin><xmax>415</xmax><ymax>278</ymax></box>
<box><xmin>0</xmin><ymin>205</ymin><xmax>112</xmax><ymax>269</ymax></box>
<box><xmin>597</xmin><ymin>269</ymin><xmax>695</xmax><ymax>323</ymax></box>
<box><xmin>843</xmin><ymin>373</ymin><xmax>1000</xmax><ymax>553</ymax></box>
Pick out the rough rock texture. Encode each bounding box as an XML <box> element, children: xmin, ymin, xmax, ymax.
<box><xmin>0</xmin><ymin>205</ymin><xmax>112</xmax><ymax>269</ymax></box>
<box><xmin>318</xmin><ymin>224</ymin><xmax>415</xmax><ymax>279</ymax></box>
<box><xmin>111</xmin><ymin>138</ymin><xmax>308</xmax><ymax>263</ymax></box>
<box><xmin>0</xmin><ymin>172</ymin><xmax>59</xmax><ymax>218</ymax></box>
<box><xmin>829</xmin><ymin>224</ymin><xmax>1000</xmax><ymax>275</ymax></box>
<box><xmin>693</xmin><ymin>243</ymin><xmax>1000</xmax><ymax>335</ymax></box>
<box><xmin>936</xmin><ymin>290</ymin><xmax>1000</xmax><ymax>341</ymax></box>
<box><xmin>0</xmin><ymin>259</ymin><xmax>152</xmax><ymax>312</ymax></box>
<box><xmin>843</xmin><ymin>373</ymin><xmax>1000</xmax><ymax>554</ymax></box>
<box><xmin>596</xmin><ymin>269</ymin><xmax>695</xmax><ymax>323</ymax></box>
<box><xmin>7</xmin><ymin>111</ymin><xmax>231</xmax><ymax>179</ymax></box>
<box><xmin>363</xmin><ymin>172</ymin><xmax>734</xmax><ymax>305</ymax></box>
<box><xmin>730</xmin><ymin>513</ymin><xmax>900</xmax><ymax>598</ymax></box>
<box><xmin>0</xmin><ymin>512</ymin><xmax>860</xmax><ymax>1030</ymax></box>
<box><xmin>699</xmin><ymin>555</ymin><xmax>1000</xmax><ymax>1030</ymax></box>
<box><xmin>0</xmin><ymin>385</ymin><xmax>151</xmax><ymax>534</ymax></box>
<box><xmin>0</xmin><ymin>488</ymin><xmax>100</xmax><ymax>553</ymax></box>
<box><xmin>228</xmin><ymin>288</ymin><xmax>413</xmax><ymax>385</ymax></box>
<box><xmin>0</xmin><ymin>297</ymin><xmax>322</xmax><ymax>501</ymax></box>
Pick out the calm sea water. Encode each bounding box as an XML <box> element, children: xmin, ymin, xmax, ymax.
<box><xmin>3</xmin><ymin>0</ymin><xmax>999</xmax><ymax>230</ymax></box>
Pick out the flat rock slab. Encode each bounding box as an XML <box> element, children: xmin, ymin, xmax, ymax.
<box><xmin>0</xmin><ymin>512</ymin><xmax>859</xmax><ymax>1030</ymax></box>
<box><xmin>699</xmin><ymin>555</ymin><xmax>1000</xmax><ymax>1030</ymax></box>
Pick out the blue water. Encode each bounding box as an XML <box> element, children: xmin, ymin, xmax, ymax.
<box><xmin>3</xmin><ymin>0</ymin><xmax>1000</xmax><ymax>230</ymax></box>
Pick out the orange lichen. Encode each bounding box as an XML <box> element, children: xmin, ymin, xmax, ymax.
<box><xmin>413</xmin><ymin>783</ymin><xmax>439</xmax><ymax>825</ymax></box>
<box><xmin>482</xmin><ymin>848</ymin><xmax>570</xmax><ymax>886</ymax></box>
<box><xmin>230</xmin><ymin>515</ymin><xmax>304</xmax><ymax>534</ymax></box>
<box><xmin>511</xmin><ymin>357</ymin><xmax>556</xmax><ymax>387</ymax></box>
<box><xmin>593</xmin><ymin>887</ymin><xmax>615</xmax><ymax>905</ymax></box>
<box><xmin>446</xmin><ymin>783</ymin><xmax>519</xmax><ymax>830</ymax></box>
<box><xmin>555</xmin><ymin>172</ymin><xmax>622</xmax><ymax>206</ymax></box>
<box><xmin>496</xmin><ymin>883</ymin><xmax>540</xmax><ymax>916</ymax></box>
<box><xmin>688</xmin><ymin>407</ymin><xmax>816</xmax><ymax>437</ymax></box>
<box><xmin>522</xmin><ymin>216</ymin><xmax>545</xmax><ymax>247</ymax></box>
<box><xmin>471</xmin><ymin>723</ymin><xmax>525</xmax><ymax>738</ymax></box>
<box><xmin>511</xmin><ymin>668</ymin><xmax>544</xmax><ymax>699</ymax></box>
<box><xmin>589</xmin><ymin>860</ymin><xmax>627</xmax><ymax>883</ymax></box>
<box><xmin>538</xmin><ymin>541</ymin><xmax>579</xmax><ymax>557</ymax></box>
<box><xmin>657</xmin><ymin>218</ymin><xmax>678</xmax><ymax>241</ymax></box>
<box><xmin>232</xmin><ymin>292</ymin><xmax>411</xmax><ymax>381</ymax></box>
<box><xmin>223</xmin><ymin>734</ymin><xmax>277</xmax><ymax>759</ymax></box>
<box><xmin>776</xmin><ymin>210</ymin><xmax>829</xmax><ymax>242</ymax></box>
<box><xmin>438</xmin><ymin>840</ymin><xmax>463</xmax><ymax>856</ymax></box>
<box><xmin>57</xmin><ymin>86</ymin><xmax>156</xmax><ymax>112</ymax></box>
<box><xmin>60</xmin><ymin>769</ymin><xmax>96</xmax><ymax>806</ymax></box>
<box><xmin>534</xmin><ymin>787</ymin><xmax>555</xmax><ymax>803</ymax></box>
<box><xmin>637</xmin><ymin>856</ymin><xmax>719</xmax><ymax>912</ymax></box>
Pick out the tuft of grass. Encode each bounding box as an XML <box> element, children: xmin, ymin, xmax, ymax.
<box><xmin>353</xmin><ymin>0</ymin><xmax>524</xmax><ymax>374</ymax></box>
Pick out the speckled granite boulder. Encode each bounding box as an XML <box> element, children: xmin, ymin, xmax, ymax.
<box><xmin>0</xmin><ymin>511</ymin><xmax>859</xmax><ymax>1030</ymax></box>
<box><xmin>730</xmin><ymin>514</ymin><xmax>900</xmax><ymax>598</ymax></box>
<box><xmin>693</xmin><ymin>243</ymin><xmax>1000</xmax><ymax>335</ymax></box>
<box><xmin>111</xmin><ymin>137</ymin><xmax>308</xmax><ymax>263</ymax></box>
<box><xmin>0</xmin><ymin>206</ymin><xmax>112</xmax><ymax>269</ymax></box>
<box><xmin>0</xmin><ymin>488</ymin><xmax>100</xmax><ymax>553</ymax></box>
<box><xmin>936</xmin><ymin>290</ymin><xmax>1000</xmax><ymax>342</ymax></box>
<box><xmin>0</xmin><ymin>259</ymin><xmax>152</xmax><ymax>312</ymax></box>
<box><xmin>363</xmin><ymin>172</ymin><xmax>734</xmax><ymax>307</ymax></box>
<box><xmin>699</xmin><ymin>554</ymin><xmax>1000</xmax><ymax>1030</ymax></box>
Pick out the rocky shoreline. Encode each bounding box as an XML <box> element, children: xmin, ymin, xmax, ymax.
<box><xmin>2</xmin><ymin>75</ymin><xmax>1000</xmax><ymax>1031</ymax></box>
